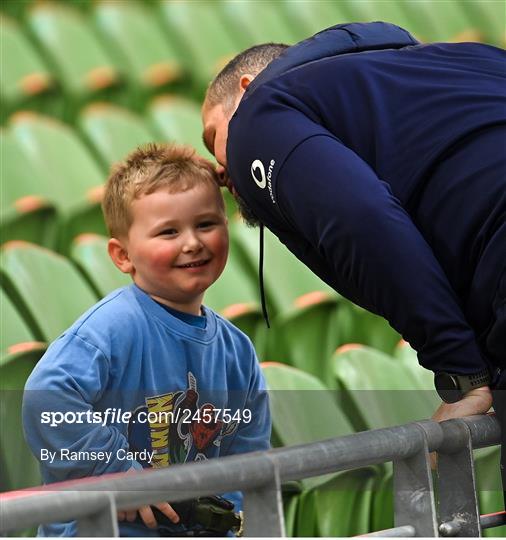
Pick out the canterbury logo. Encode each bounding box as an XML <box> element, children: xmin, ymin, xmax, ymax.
<box><xmin>251</xmin><ymin>159</ymin><xmax>267</xmax><ymax>189</ymax></box>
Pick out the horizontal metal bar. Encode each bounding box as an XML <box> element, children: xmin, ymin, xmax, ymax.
<box><xmin>0</xmin><ymin>415</ymin><xmax>500</xmax><ymax>533</ymax></box>
<box><xmin>480</xmin><ymin>511</ymin><xmax>506</xmax><ymax>530</ymax></box>
<box><xmin>360</xmin><ymin>525</ymin><xmax>416</xmax><ymax>537</ymax></box>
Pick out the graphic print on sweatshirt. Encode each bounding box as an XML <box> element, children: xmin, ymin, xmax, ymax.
<box><xmin>127</xmin><ymin>372</ymin><xmax>238</xmax><ymax>467</ymax></box>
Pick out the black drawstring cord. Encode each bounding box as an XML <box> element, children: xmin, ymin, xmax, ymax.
<box><xmin>259</xmin><ymin>223</ymin><xmax>270</xmax><ymax>328</ymax></box>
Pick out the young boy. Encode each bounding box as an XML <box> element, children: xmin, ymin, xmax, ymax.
<box><xmin>23</xmin><ymin>143</ymin><xmax>271</xmax><ymax>536</ymax></box>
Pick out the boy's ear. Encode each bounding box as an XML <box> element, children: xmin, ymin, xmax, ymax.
<box><xmin>108</xmin><ymin>238</ymin><xmax>133</xmax><ymax>274</ymax></box>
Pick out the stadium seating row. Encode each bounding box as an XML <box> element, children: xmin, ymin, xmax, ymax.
<box><xmin>0</xmin><ymin>238</ymin><xmax>399</xmax><ymax>356</ymax></box>
<box><xmin>1</xmin><ymin>101</ymin><xmax>209</xmax><ymax>252</ymax></box>
<box><xmin>2</xmin><ymin>1</ymin><xmax>505</xmax><ymax>123</ymax></box>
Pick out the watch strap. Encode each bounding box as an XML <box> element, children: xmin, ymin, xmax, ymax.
<box><xmin>454</xmin><ymin>369</ymin><xmax>491</xmax><ymax>394</ymax></box>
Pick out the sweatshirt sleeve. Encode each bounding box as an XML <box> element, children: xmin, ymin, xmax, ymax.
<box><xmin>23</xmin><ymin>333</ymin><xmax>141</xmax><ymax>482</ymax></box>
<box><xmin>219</xmin><ymin>345</ymin><xmax>271</xmax><ymax>513</ymax></box>
<box><xmin>274</xmin><ymin>134</ymin><xmax>487</xmax><ymax>375</ymax></box>
<box><xmin>222</xmin><ymin>347</ymin><xmax>271</xmax><ymax>458</ymax></box>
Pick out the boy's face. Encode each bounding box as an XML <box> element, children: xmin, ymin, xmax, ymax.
<box><xmin>116</xmin><ymin>183</ymin><xmax>228</xmax><ymax>314</ymax></box>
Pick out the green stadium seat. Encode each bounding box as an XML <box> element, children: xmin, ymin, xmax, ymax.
<box><xmin>70</xmin><ymin>233</ymin><xmax>131</xmax><ymax>298</ymax></box>
<box><xmin>477</xmin><ymin>445</ymin><xmax>506</xmax><ymax>538</ymax></box>
<box><xmin>219</xmin><ymin>1</ymin><xmax>298</xmax><ymax>48</ymax></box>
<box><xmin>230</xmin><ymin>219</ymin><xmax>399</xmax><ymax>374</ymax></box>
<box><xmin>93</xmin><ymin>1</ymin><xmax>184</xmax><ymax>107</ymax></box>
<box><xmin>335</xmin><ymin>300</ymin><xmax>401</xmax><ymax>356</ymax></box>
<box><xmin>264</xmin><ymin>295</ymin><xmax>341</xmax><ymax>385</ymax></box>
<box><xmin>231</xmin><ymin>220</ymin><xmax>399</xmax><ymax>373</ymax></box>
<box><xmin>26</xmin><ymin>3</ymin><xmax>124</xmax><ymax>118</ymax></box>
<box><xmin>399</xmin><ymin>0</ymin><xmax>480</xmax><ymax>44</ymax></box>
<box><xmin>148</xmin><ymin>95</ymin><xmax>210</xmax><ymax>159</ymax></box>
<box><xmin>332</xmin><ymin>344</ymin><xmax>437</xmax><ymax>432</ymax></box>
<box><xmin>262</xmin><ymin>362</ymin><xmax>377</xmax><ymax>536</ymax></box>
<box><xmin>0</xmin><ymin>15</ymin><xmax>61</xmax><ymax>122</ymax></box>
<box><xmin>262</xmin><ymin>228</ymin><xmax>338</xmax><ymax>314</ymax></box>
<box><xmin>333</xmin><ymin>0</ymin><xmax>419</xmax><ymax>39</ymax></box>
<box><xmin>204</xmin><ymin>235</ymin><xmax>264</xmax><ymax>346</ymax></box>
<box><xmin>158</xmin><ymin>1</ymin><xmax>240</xmax><ymax>95</ymax></box>
<box><xmin>332</xmin><ymin>344</ymin><xmax>438</xmax><ymax>531</ymax></box>
<box><xmin>0</xmin><ymin>345</ymin><xmax>46</xmax><ymax>492</ymax></box>
<box><xmin>78</xmin><ymin>102</ymin><xmax>160</xmax><ymax>170</ymax></box>
<box><xmin>1</xmin><ymin>288</ymin><xmax>45</xmax><ymax>359</ymax></box>
<box><xmin>1</xmin><ymin>241</ymin><xmax>98</xmax><ymax>342</ymax></box>
<box><xmin>251</xmin><ymin>225</ymin><xmax>340</xmax><ymax>378</ymax></box>
<box><xmin>393</xmin><ymin>339</ymin><xmax>435</xmax><ymax>390</ymax></box>
<box><xmin>230</xmin><ymin>220</ymin><xmax>337</xmax><ymax>314</ymax></box>
<box><xmin>1</xmin><ymin>289</ymin><xmax>46</xmax><ymax>494</ymax></box>
<box><xmin>0</xmin><ymin>0</ymin><xmax>33</xmax><ymax>20</ymax></box>
<box><xmin>9</xmin><ymin>112</ymin><xmax>107</xmax><ymax>252</ymax></box>
<box><xmin>459</xmin><ymin>0</ymin><xmax>505</xmax><ymax>47</ymax></box>
<box><xmin>278</xmin><ymin>0</ymin><xmax>347</xmax><ymax>38</ymax></box>
<box><xmin>1</xmin><ymin>129</ymin><xmax>58</xmax><ymax>248</ymax></box>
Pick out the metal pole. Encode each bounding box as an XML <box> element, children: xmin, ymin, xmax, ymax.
<box><xmin>0</xmin><ymin>416</ymin><xmax>500</xmax><ymax>535</ymax></box>
<box><xmin>243</xmin><ymin>458</ymin><xmax>285</xmax><ymax>537</ymax></box>
<box><xmin>361</xmin><ymin>524</ymin><xmax>416</xmax><ymax>537</ymax></box>
<box><xmin>393</xmin><ymin>422</ymin><xmax>438</xmax><ymax>537</ymax></box>
<box><xmin>480</xmin><ymin>511</ymin><xmax>506</xmax><ymax>530</ymax></box>
<box><xmin>76</xmin><ymin>492</ymin><xmax>119</xmax><ymax>537</ymax></box>
<box><xmin>437</xmin><ymin>419</ymin><xmax>481</xmax><ymax>537</ymax></box>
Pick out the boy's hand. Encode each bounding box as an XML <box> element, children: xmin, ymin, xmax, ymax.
<box><xmin>117</xmin><ymin>466</ymin><xmax>180</xmax><ymax>528</ymax></box>
<box><xmin>430</xmin><ymin>385</ymin><xmax>493</xmax><ymax>469</ymax></box>
<box><xmin>117</xmin><ymin>501</ymin><xmax>180</xmax><ymax>528</ymax></box>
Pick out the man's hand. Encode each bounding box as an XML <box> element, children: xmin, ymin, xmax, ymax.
<box><xmin>432</xmin><ymin>385</ymin><xmax>493</xmax><ymax>423</ymax></box>
<box><xmin>430</xmin><ymin>385</ymin><xmax>493</xmax><ymax>468</ymax></box>
<box><xmin>117</xmin><ymin>501</ymin><xmax>179</xmax><ymax>529</ymax></box>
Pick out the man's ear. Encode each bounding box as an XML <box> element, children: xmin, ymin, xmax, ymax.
<box><xmin>239</xmin><ymin>74</ymin><xmax>254</xmax><ymax>92</ymax></box>
<box><xmin>108</xmin><ymin>237</ymin><xmax>133</xmax><ymax>274</ymax></box>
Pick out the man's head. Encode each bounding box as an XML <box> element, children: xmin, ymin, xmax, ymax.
<box><xmin>202</xmin><ymin>43</ymin><xmax>288</xmax><ymax>169</ymax></box>
<box><xmin>103</xmin><ymin>143</ymin><xmax>228</xmax><ymax>314</ymax></box>
<box><xmin>202</xmin><ymin>43</ymin><xmax>288</xmax><ymax>227</ymax></box>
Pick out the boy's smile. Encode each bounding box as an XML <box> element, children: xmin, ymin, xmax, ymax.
<box><xmin>117</xmin><ymin>183</ymin><xmax>228</xmax><ymax>315</ymax></box>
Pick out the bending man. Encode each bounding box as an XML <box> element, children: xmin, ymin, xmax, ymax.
<box><xmin>202</xmin><ymin>22</ymin><xmax>505</xmax><ymax>497</ymax></box>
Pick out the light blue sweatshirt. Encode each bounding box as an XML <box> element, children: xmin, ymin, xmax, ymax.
<box><xmin>23</xmin><ymin>285</ymin><xmax>271</xmax><ymax>536</ymax></box>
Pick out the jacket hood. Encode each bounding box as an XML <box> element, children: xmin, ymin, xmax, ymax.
<box><xmin>250</xmin><ymin>22</ymin><xmax>419</xmax><ymax>92</ymax></box>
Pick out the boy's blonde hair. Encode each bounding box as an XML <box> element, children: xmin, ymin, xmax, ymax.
<box><xmin>103</xmin><ymin>143</ymin><xmax>223</xmax><ymax>238</ymax></box>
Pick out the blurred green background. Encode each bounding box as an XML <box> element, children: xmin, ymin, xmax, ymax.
<box><xmin>1</xmin><ymin>1</ymin><xmax>505</xmax><ymax>536</ymax></box>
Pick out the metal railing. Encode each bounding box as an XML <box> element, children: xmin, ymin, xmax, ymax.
<box><xmin>0</xmin><ymin>414</ymin><xmax>503</xmax><ymax>537</ymax></box>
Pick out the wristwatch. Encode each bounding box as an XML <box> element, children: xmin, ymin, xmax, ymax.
<box><xmin>434</xmin><ymin>369</ymin><xmax>491</xmax><ymax>403</ymax></box>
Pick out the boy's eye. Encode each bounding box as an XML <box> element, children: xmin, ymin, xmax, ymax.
<box><xmin>198</xmin><ymin>221</ymin><xmax>216</xmax><ymax>229</ymax></box>
<box><xmin>159</xmin><ymin>228</ymin><xmax>177</xmax><ymax>236</ymax></box>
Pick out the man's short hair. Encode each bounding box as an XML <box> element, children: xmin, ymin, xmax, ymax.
<box><xmin>205</xmin><ymin>43</ymin><xmax>289</xmax><ymax>111</ymax></box>
<box><xmin>103</xmin><ymin>143</ymin><xmax>222</xmax><ymax>238</ymax></box>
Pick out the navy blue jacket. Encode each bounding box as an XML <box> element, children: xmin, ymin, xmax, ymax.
<box><xmin>227</xmin><ymin>22</ymin><xmax>506</xmax><ymax>374</ymax></box>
